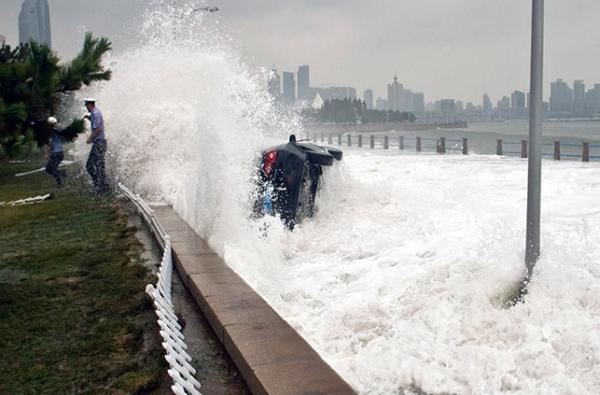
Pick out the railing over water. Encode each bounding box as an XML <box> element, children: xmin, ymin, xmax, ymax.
<box><xmin>312</xmin><ymin>133</ymin><xmax>600</xmax><ymax>162</ymax></box>
<box><xmin>118</xmin><ymin>183</ymin><xmax>202</xmax><ymax>395</ymax></box>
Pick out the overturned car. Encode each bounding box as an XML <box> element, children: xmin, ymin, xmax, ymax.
<box><xmin>254</xmin><ymin>135</ymin><xmax>343</xmax><ymax>229</ymax></box>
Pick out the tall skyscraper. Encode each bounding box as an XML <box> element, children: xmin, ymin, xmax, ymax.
<box><xmin>387</xmin><ymin>75</ymin><xmax>404</xmax><ymax>111</ymax></box>
<box><xmin>549</xmin><ymin>79</ymin><xmax>573</xmax><ymax>115</ymax></box>
<box><xmin>573</xmin><ymin>80</ymin><xmax>585</xmax><ymax>116</ymax></box>
<box><xmin>511</xmin><ymin>90</ymin><xmax>526</xmax><ymax>118</ymax></box>
<box><xmin>267</xmin><ymin>68</ymin><xmax>281</xmax><ymax>100</ymax></box>
<box><xmin>282</xmin><ymin>72</ymin><xmax>295</xmax><ymax>104</ymax></box>
<box><xmin>363</xmin><ymin>89</ymin><xmax>374</xmax><ymax>110</ymax></box>
<box><xmin>297</xmin><ymin>65</ymin><xmax>310</xmax><ymax>100</ymax></box>
<box><xmin>482</xmin><ymin>94</ymin><xmax>492</xmax><ymax>115</ymax></box>
<box><xmin>0</xmin><ymin>35</ymin><xmax>6</xmax><ymax>45</ymax></box>
<box><xmin>19</xmin><ymin>0</ymin><xmax>51</xmax><ymax>47</ymax></box>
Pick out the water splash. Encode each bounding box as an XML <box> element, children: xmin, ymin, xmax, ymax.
<box><xmin>69</xmin><ymin>1</ymin><xmax>314</xmax><ymax>297</ymax></box>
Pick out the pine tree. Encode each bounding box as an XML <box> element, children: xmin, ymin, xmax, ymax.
<box><xmin>0</xmin><ymin>33</ymin><xmax>112</xmax><ymax>157</ymax></box>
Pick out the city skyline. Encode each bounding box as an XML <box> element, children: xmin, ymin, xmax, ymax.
<box><xmin>269</xmin><ymin>62</ymin><xmax>600</xmax><ymax>119</ymax></box>
<box><xmin>0</xmin><ymin>1</ymin><xmax>599</xmax><ymax>103</ymax></box>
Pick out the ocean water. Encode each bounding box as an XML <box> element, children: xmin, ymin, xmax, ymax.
<box><xmin>72</xmin><ymin>2</ymin><xmax>600</xmax><ymax>394</ymax></box>
<box><xmin>261</xmin><ymin>151</ymin><xmax>600</xmax><ymax>394</ymax></box>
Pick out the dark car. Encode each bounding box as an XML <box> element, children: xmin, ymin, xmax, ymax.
<box><xmin>255</xmin><ymin>135</ymin><xmax>343</xmax><ymax>229</ymax></box>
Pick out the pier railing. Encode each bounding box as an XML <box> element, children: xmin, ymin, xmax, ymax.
<box><xmin>312</xmin><ymin>133</ymin><xmax>600</xmax><ymax>162</ymax></box>
<box><xmin>118</xmin><ymin>183</ymin><xmax>202</xmax><ymax>395</ymax></box>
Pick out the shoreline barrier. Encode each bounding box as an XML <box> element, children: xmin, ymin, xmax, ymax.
<box><xmin>327</xmin><ymin>133</ymin><xmax>600</xmax><ymax>161</ymax></box>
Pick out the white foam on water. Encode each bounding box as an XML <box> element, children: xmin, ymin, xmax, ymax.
<box><xmin>273</xmin><ymin>152</ymin><xmax>600</xmax><ymax>394</ymax></box>
<box><xmin>73</xmin><ymin>3</ymin><xmax>600</xmax><ymax>393</ymax></box>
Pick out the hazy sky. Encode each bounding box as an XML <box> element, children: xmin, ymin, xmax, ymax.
<box><xmin>1</xmin><ymin>0</ymin><xmax>599</xmax><ymax>104</ymax></box>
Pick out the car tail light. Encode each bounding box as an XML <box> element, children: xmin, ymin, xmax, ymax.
<box><xmin>262</xmin><ymin>150</ymin><xmax>278</xmax><ymax>178</ymax></box>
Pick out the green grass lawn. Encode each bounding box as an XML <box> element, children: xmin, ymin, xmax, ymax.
<box><xmin>0</xmin><ymin>159</ymin><xmax>165</xmax><ymax>394</ymax></box>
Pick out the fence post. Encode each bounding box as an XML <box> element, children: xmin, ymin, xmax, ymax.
<box><xmin>521</xmin><ymin>140</ymin><xmax>528</xmax><ymax>158</ymax></box>
<box><xmin>497</xmin><ymin>139</ymin><xmax>503</xmax><ymax>156</ymax></box>
<box><xmin>462</xmin><ymin>138</ymin><xmax>468</xmax><ymax>155</ymax></box>
<box><xmin>416</xmin><ymin>136</ymin><xmax>422</xmax><ymax>152</ymax></box>
<box><xmin>370</xmin><ymin>135</ymin><xmax>375</xmax><ymax>149</ymax></box>
<box><xmin>553</xmin><ymin>141</ymin><xmax>560</xmax><ymax>160</ymax></box>
<box><xmin>439</xmin><ymin>137</ymin><xmax>446</xmax><ymax>154</ymax></box>
<box><xmin>347</xmin><ymin>134</ymin><xmax>352</xmax><ymax>147</ymax></box>
<box><xmin>358</xmin><ymin>134</ymin><xmax>363</xmax><ymax>147</ymax></box>
<box><xmin>328</xmin><ymin>134</ymin><xmax>333</xmax><ymax>144</ymax></box>
<box><xmin>399</xmin><ymin>136</ymin><xmax>405</xmax><ymax>150</ymax></box>
<box><xmin>582</xmin><ymin>142</ymin><xmax>590</xmax><ymax>162</ymax></box>
<box><xmin>384</xmin><ymin>136</ymin><xmax>389</xmax><ymax>149</ymax></box>
<box><xmin>338</xmin><ymin>134</ymin><xmax>342</xmax><ymax>145</ymax></box>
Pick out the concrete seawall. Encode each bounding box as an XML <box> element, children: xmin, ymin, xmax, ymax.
<box><xmin>153</xmin><ymin>206</ymin><xmax>357</xmax><ymax>395</ymax></box>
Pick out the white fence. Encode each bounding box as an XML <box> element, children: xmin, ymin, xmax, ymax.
<box><xmin>118</xmin><ymin>183</ymin><xmax>202</xmax><ymax>395</ymax></box>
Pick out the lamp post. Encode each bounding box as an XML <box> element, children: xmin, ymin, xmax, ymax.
<box><xmin>525</xmin><ymin>0</ymin><xmax>544</xmax><ymax>277</ymax></box>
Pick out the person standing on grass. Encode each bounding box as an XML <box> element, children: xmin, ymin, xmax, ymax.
<box><xmin>45</xmin><ymin>117</ymin><xmax>66</xmax><ymax>186</ymax></box>
<box><xmin>84</xmin><ymin>98</ymin><xmax>109</xmax><ymax>195</ymax></box>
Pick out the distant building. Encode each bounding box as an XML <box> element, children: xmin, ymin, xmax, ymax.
<box><xmin>497</xmin><ymin>96</ymin><xmax>510</xmax><ymax>119</ymax></box>
<box><xmin>456</xmin><ymin>100</ymin><xmax>464</xmax><ymax>113</ymax></box>
<box><xmin>573</xmin><ymin>80</ymin><xmax>585</xmax><ymax>116</ymax></box>
<box><xmin>435</xmin><ymin>99</ymin><xmax>456</xmax><ymax>121</ymax></box>
<box><xmin>363</xmin><ymin>89</ymin><xmax>374</xmax><ymax>110</ymax></box>
<box><xmin>376</xmin><ymin>98</ymin><xmax>388</xmax><ymax>111</ymax></box>
<box><xmin>312</xmin><ymin>86</ymin><xmax>356</xmax><ymax>101</ymax></box>
<box><xmin>482</xmin><ymin>94</ymin><xmax>492</xmax><ymax>115</ymax></box>
<box><xmin>282</xmin><ymin>72</ymin><xmax>295</xmax><ymax>104</ymax></box>
<box><xmin>413</xmin><ymin>93</ymin><xmax>425</xmax><ymax>113</ymax></box>
<box><xmin>387</xmin><ymin>74</ymin><xmax>403</xmax><ymax>111</ymax></box>
<box><xmin>510</xmin><ymin>90</ymin><xmax>526</xmax><ymax>118</ymax></box>
<box><xmin>549</xmin><ymin>79</ymin><xmax>573</xmax><ymax>115</ymax></box>
<box><xmin>0</xmin><ymin>35</ymin><xmax>6</xmax><ymax>45</ymax></box>
<box><xmin>267</xmin><ymin>68</ymin><xmax>280</xmax><ymax>100</ymax></box>
<box><xmin>585</xmin><ymin>84</ymin><xmax>600</xmax><ymax>116</ymax></box>
<box><xmin>297</xmin><ymin>65</ymin><xmax>310</xmax><ymax>100</ymax></box>
<box><xmin>19</xmin><ymin>0</ymin><xmax>51</xmax><ymax>47</ymax></box>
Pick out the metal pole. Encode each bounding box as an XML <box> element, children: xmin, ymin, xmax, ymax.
<box><xmin>525</xmin><ymin>0</ymin><xmax>544</xmax><ymax>275</ymax></box>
